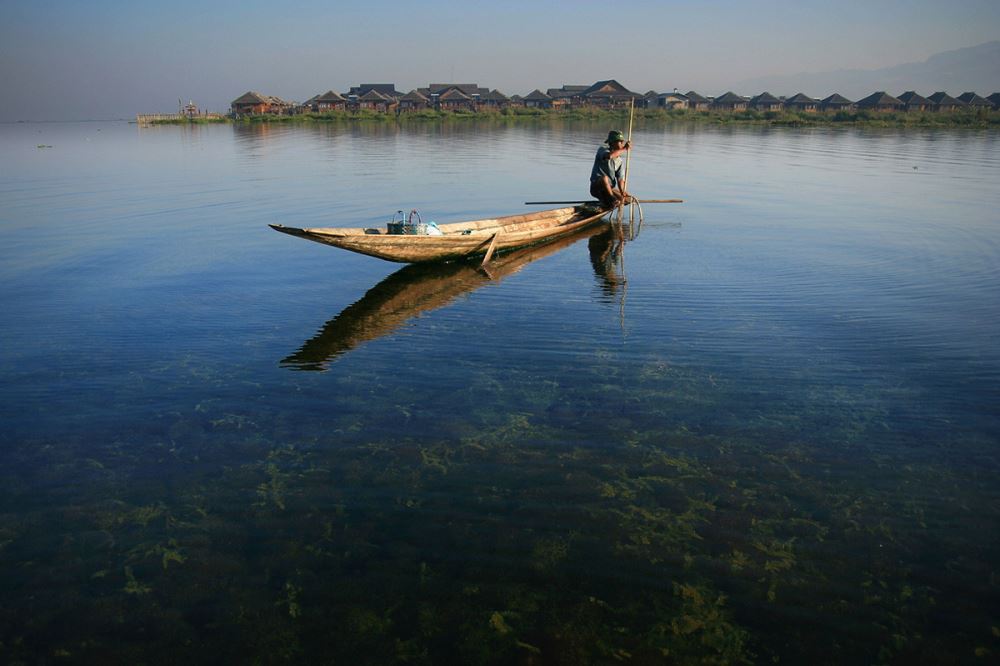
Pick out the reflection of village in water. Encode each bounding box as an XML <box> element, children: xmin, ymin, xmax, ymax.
<box><xmin>282</xmin><ymin>225</ymin><xmax>629</xmax><ymax>370</ymax></box>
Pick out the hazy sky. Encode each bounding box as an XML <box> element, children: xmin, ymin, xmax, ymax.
<box><xmin>2</xmin><ymin>0</ymin><xmax>998</xmax><ymax>120</ymax></box>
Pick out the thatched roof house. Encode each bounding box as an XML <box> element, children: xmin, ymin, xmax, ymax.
<box><xmin>656</xmin><ymin>91</ymin><xmax>689</xmax><ymax>110</ymax></box>
<box><xmin>820</xmin><ymin>93</ymin><xmax>854</xmax><ymax>111</ymax></box>
<box><xmin>547</xmin><ymin>85</ymin><xmax>589</xmax><ymax>104</ymax></box>
<box><xmin>348</xmin><ymin>84</ymin><xmax>401</xmax><ymax>99</ymax></box>
<box><xmin>357</xmin><ymin>89</ymin><xmax>395</xmax><ymax>111</ymax></box>
<box><xmin>437</xmin><ymin>87</ymin><xmax>476</xmax><ymax>111</ymax></box>
<box><xmin>398</xmin><ymin>89</ymin><xmax>430</xmax><ymax>111</ymax></box>
<box><xmin>479</xmin><ymin>89</ymin><xmax>511</xmax><ymax>108</ymax></box>
<box><xmin>855</xmin><ymin>91</ymin><xmax>904</xmax><ymax>111</ymax></box>
<box><xmin>785</xmin><ymin>93</ymin><xmax>819</xmax><ymax>112</ymax></box>
<box><xmin>579</xmin><ymin>80</ymin><xmax>638</xmax><ymax>108</ymax></box>
<box><xmin>230</xmin><ymin>91</ymin><xmax>292</xmax><ymax>115</ymax></box>
<box><xmin>957</xmin><ymin>92</ymin><xmax>992</xmax><ymax>108</ymax></box>
<box><xmin>750</xmin><ymin>92</ymin><xmax>783</xmax><ymax>111</ymax></box>
<box><xmin>897</xmin><ymin>91</ymin><xmax>932</xmax><ymax>112</ymax></box>
<box><xmin>713</xmin><ymin>92</ymin><xmax>749</xmax><ymax>110</ymax></box>
<box><xmin>685</xmin><ymin>91</ymin><xmax>710</xmax><ymax>110</ymax></box>
<box><xmin>313</xmin><ymin>90</ymin><xmax>347</xmax><ymax>111</ymax></box>
<box><xmin>927</xmin><ymin>92</ymin><xmax>964</xmax><ymax>111</ymax></box>
<box><xmin>425</xmin><ymin>84</ymin><xmax>488</xmax><ymax>99</ymax></box>
<box><xmin>640</xmin><ymin>90</ymin><xmax>659</xmax><ymax>108</ymax></box>
<box><xmin>523</xmin><ymin>89</ymin><xmax>553</xmax><ymax>108</ymax></box>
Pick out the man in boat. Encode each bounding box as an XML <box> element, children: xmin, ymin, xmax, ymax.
<box><xmin>590</xmin><ymin>130</ymin><xmax>632</xmax><ymax>209</ymax></box>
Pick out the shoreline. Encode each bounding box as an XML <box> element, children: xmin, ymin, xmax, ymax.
<box><xmin>146</xmin><ymin>107</ymin><xmax>1000</xmax><ymax>129</ymax></box>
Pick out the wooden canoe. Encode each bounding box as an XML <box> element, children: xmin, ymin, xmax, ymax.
<box><xmin>282</xmin><ymin>225</ymin><xmax>618</xmax><ymax>370</ymax></box>
<box><xmin>269</xmin><ymin>204</ymin><xmax>611</xmax><ymax>263</ymax></box>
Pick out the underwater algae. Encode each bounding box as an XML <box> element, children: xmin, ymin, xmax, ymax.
<box><xmin>0</xmin><ymin>347</ymin><xmax>997</xmax><ymax>664</ymax></box>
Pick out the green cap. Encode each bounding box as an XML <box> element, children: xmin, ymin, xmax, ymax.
<box><xmin>606</xmin><ymin>130</ymin><xmax>625</xmax><ymax>144</ymax></box>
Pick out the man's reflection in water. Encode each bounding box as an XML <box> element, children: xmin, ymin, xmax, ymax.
<box><xmin>588</xmin><ymin>229</ymin><xmax>626</xmax><ymax>300</ymax></box>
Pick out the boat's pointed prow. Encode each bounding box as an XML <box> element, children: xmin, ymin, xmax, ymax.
<box><xmin>270</xmin><ymin>224</ymin><xmax>315</xmax><ymax>239</ymax></box>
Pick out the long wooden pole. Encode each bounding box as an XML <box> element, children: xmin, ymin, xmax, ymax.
<box><xmin>616</xmin><ymin>98</ymin><xmax>636</xmax><ymax>228</ymax></box>
<box><xmin>623</xmin><ymin>97</ymin><xmax>635</xmax><ymax>193</ymax></box>
<box><xmin>525</xmin><ymin>199</ymin><xmax>682</xmax><ymax>205</ymax></box>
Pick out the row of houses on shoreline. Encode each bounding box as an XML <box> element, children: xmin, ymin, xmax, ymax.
<box><xmin>230</xmin><ymin>80</ymin><xmax>1000</xmax><ymax>117</ymax></box>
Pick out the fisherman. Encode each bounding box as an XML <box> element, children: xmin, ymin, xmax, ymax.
<box><xmin>590</xmin><ymin>130</ymin><xmax>632</xmax><ymax>209</ymax></box>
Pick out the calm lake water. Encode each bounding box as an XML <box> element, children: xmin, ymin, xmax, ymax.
<box><xmin>1</xmin><ymin>119</ymin><xmax>998</xmax><ymax>664</ymax></box>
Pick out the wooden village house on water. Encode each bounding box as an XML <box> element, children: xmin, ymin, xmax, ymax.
<box><xmin>478</xmin><ymin>89</ymin><xmax>511</xmax><ymax>110</ymax></box>
<box><xmin>684</xmin><ymin>91</ymin><xmax>711</xmax><ymax>111</ymax></box>
<box><xmin>898</xmin><ymin>91</ymin><xmax>932</xmax><ymax>112</ymax></box>
<box><xmin>522</xmin><ymin>89</ymin><xmax>554</xmax><ymax>109</ymax></box>
<box><xmin>750</xmin><ymin>92</ymin><xmax>784</xmax><ymax>112</ymax></box>
<box><xmin>397</xmin><ymin>90</ymin><xmax>431</xmax><ymax>112</ymax></box>
<box><xmin>855</xmin><ymin>92</ymin><xmax>905</xmax><ymax>112</ymax></box>
<box><xmin>927</xmin><ymin>92</ymin><xmax>964</xmax><ymax>111</ymax></box>
<box><xmin>230</xmin><ymin>91</ymin><xmax>294</xmax><ymax>116</ymax></box>
<box><xmin>784</xmin><ymin>93</ymin><xmax>820</xmax><ymax>112</ymax></box>
<box><xmin>305</xmin><ymin>91</ymin><xmax>347</xmax><ymax>112</ymax></box>
<box><xmin>356</xmin><ymin>89</ymin><xmax>395</xmax><ymax>113</ymax></box>
<box><xmin>225</xmin><ymin>78</ymin><xmax>1000</xmax><ymax>118</ymax></box>
<box><xmin>577</xmin><ymin>80</ymin><xmax>641</xmax><ymax>109</ymax></box>
<box><xmin>957</xmin><ymin>92</ymin><xmax>993</xmax><ymax>109</ymax></box>
<box><xmin>436</xmin><ymin>88</ymin><xmax>477</xmax><ymax>112</ymax></box>
<box><xmin>821</xmin><ymin>94</ymin><xmax>855</xmax><ymax>112</ymax></box>
<box><xmin>654</xmin><ymin>90</ymin><xmax>690</xmax><ymax>110</ymax></box>
<box><xmin>713</xmin><ymin>92</ymin><xmax>749</xmax><ymax>111</ymax></box>
<box><xmin>547</xmin><ymin>85</ymin><xmax>590</xmax><ymax>106</ymax></box>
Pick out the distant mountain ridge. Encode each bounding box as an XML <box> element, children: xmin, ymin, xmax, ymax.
<box><xmin>730</xmin><ymin>41</ymin><xmax>1000</xmax><ymax>100</ymax></box>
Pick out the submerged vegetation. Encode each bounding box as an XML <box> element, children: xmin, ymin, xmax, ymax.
<box><xmin>1</xmin><ymin>352</ymin><xmax>997</xmax><ymax>664</ymax></box>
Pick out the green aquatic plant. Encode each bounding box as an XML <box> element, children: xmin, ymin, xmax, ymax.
<box><xmin>91</xmin><ymin>502</ymin><xmax>167</xmax><ymax>531</ymax></box>
<box><xmin>278</xmin><ymin>582</ymin><xmax>302</xmax><ymax>619</ymax></box>
<box><xmin>129</xmin><ymin>504</ymin><xmax>166</xmax><ymax>527</ymax></box>
<box><xmin>209</xmin><ymin>413</ymin><xmax>258</xmax><ymax>430</ymax></box>
<box><xmin>3</xmin><ymin>334</ymin><xmax>996</xmax><ymax>665</ymax></box>
<box><xmin>655</xmin><ymin>581</ymin><xmax>752</xmax><ymax>664</ymax></box>
<box><xmin>530</xmin><ymin>536</ymin><xmax>570</xmax><ymax>572</ymax></box>
<box><xmin>122</xmin><ymin>566</ymin><xmax>151</xmax><ymax>595</ymax></box>
<box><xmin>489</xmin><ymin>611</ymin><xmax>512</xmax><ymax>635</ymax></box>
<box><xmin>612</xmin><ymin>500</ymin><xmax>712</xmax><ymax>564</ymax></box>
<box><xmin>486</xmin><ymin>609</ymin><xmax>545</xmax><ymax>657</ymax></box>
<box><xmin>256</xmin><ymin>463</ymin><xmax>288</xmax><ymax>510</ymax></box>
<box><xmin>252</xmin><ymin>447</ymin><xmax>311</xmax><ymax>511</ymax></box>
<box><xmin>418</xmin><ymin>444</ymin><xmax>452</xmax><ymax>475</ymax></box>
<box><xmin>158</xmin><ymin>539</ymin><xmax>187</xmax><ymax>569</ymax></box>
<box><xmin>458</xmin><ymin>412</ymin><xmax>544</xmax><ymax>463</ymax></box>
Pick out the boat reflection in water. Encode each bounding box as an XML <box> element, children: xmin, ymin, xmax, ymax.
<box><xmin>282</xmin><ymin>225</ymin><xmax>627</xmax><ymax>371</ymax></box>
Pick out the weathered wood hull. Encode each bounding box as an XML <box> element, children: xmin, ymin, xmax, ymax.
<box><xmin>282</xmin><ymin>225</ymin><xmax>616</xmax><ymax>370</ymax></box>
<box><xmin>269</xmin><ymin>205</ymin><xmax>611</xmax><ymax>263</ymax></box>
